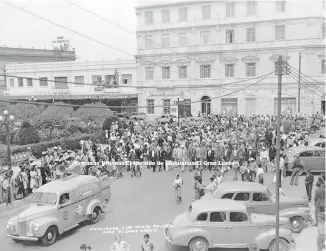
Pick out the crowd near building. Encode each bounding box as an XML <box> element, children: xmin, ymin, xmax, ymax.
<box><xmin>2</xmin><ymin>0</ymin><xmax>326</xmax><ymax>116</ymax></box>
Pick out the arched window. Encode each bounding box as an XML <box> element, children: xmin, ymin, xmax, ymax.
<box><xmin>201</xmin><ymin>96</ymin><xmax>211</xmax><ymax>115</ymax></box>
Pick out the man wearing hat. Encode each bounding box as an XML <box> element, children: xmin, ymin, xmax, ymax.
<box><xmin>259</xmin><ymin>146</ymin><xmax>269</xmax><ymax>172</ymax></box>
<box><xmin>305</xmin><ymin>168</ymin><xmax>314</xmax><ymax>202</ymax></box>
<box><xmin>245</xmin><ymin>145</ymin><xmax>256</xmax><ymax>161</ymax></box>
<box><xmin>290</xmin><ymin>155</ymin><xmax>302</xmax><ymax>186</ymax></box>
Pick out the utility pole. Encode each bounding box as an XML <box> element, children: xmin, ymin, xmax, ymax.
<box><xmin>275</xmin><ymin>55</ymin><xmax>283</xmax><ymax>251</ymax></box>
<box><xmin>298</xmin><ymin>52</ymin><xmax>302</xmax><ymax>113</ymax></box>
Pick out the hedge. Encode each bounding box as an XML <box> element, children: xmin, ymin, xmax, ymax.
<box><xmin>0</xmin><ymin>132</ymin><xmax>104</xmax><ymax>165</ymax></box>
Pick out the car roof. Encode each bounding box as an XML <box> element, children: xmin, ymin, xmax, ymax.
<box><xmin>286</xmin><ymin>146</ymin><xmax>325</xmax><ymax>154</ymax></box>
<box><xmin>37</xmin><ymin>175</ymin><xmax>99</xmax><ymax>194</ymax></box>
<box><xmin>308</xmin><ymin>138</ymin><xmax>326</xmax><ymax>144</ymax></box>
<box><xmin>192</xmin><ymin>199</ymin><xmax>246</xmax><ymax>212</ymax></box>
<box><xmin>215</xmin><ymin>181</ymin><xmax>267</xmax><ymax>194</ymax></box>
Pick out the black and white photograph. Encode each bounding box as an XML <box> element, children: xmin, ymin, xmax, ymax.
<box><xmin>0</xmin><ymin>0</ymin><xmax>325</xmax><ymax>250</ymax></box>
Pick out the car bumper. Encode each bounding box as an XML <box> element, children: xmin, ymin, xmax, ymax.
<box><xmin>164</xmin><ymin>227</ymin><xmax>171</xmax><ymax>243</ymax></box>
<box><xmin>7</xmin><ymin>235</ymin><xmax>38</xmax><ymax>241</ymax></box>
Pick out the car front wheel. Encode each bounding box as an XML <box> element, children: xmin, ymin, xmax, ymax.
<box><xmin>189</xmin><ymin>236</ymin><xmax>209</xmax><ymax>251</ymax></box>
<box><xmin>290</xmin><ymin>216</ymin><xmax>305</xmax><ymax>233</ymax></box>
<box><xmin>268</xmin><ymin>238</ymin><xmax>290</xmax><ymax>251</ymax></box>
<box><xmin>41</xmin><ymin>226</ymin><xmax>58</xmax><ymax>246</ymax></box>
<box><xmin>89</xmin><ymin>207</ymin><xmax>101</xmax><ymax>224</ymax></box>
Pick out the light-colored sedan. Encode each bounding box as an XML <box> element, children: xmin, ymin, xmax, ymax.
<box><xmin>306</xmin><ymin>138</ymin><xmax>326</xmax><ymax>148</ymax></box>
<box><xmin>285</xmin><ymin>146</ymin><xmax>325</xmax><ymax>174</ymax></box>
<box><xmin>164</xmin><ymin>199</ymin><xmax>294</xmax><ymax>251</ymax></box>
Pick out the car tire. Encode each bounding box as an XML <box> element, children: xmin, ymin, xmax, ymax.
<box><xmin>41</xmin><ymin>226</ymin><xmax>58</xmax><ymax>246</ymax></box>
<box><xmin>188</xmin><ymin>236</ymin><xmax>209</xmax><ymax>251</ymax></box>
<box><xmin>290</xmin><ymin>216</ymin><xmax>305</xmax><ymax>233</ymax></box>
<box><xmin>268</xmin><ymin>238</ymin><xmax>290</xmax><ymax>251</ymax></box>
<box><xmin>89</xmin><ymin>207</ymin><xmax>101</xmax><ymax>224</ymax></box>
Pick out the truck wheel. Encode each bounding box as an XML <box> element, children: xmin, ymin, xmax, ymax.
<box><xmin>268</xmin><ymin>238</ymin><xmax>290</xmax><ymax>251</ymax></box>
<box><xmin>189</xmin><ymin>236</ymin><xmax>209</xmax><ymax>251</ymax></box>
<box><xmin>290</xmin><ymin>216</ymin><xmax>305</xmax><ymax>233</ymax></box>
<box><xmin>41</xmin><ymin>226</ymin><xmax>58</xmax><ymax>246</ymax></box>
<box><xmin>90</xmin><ymin>207</ymin><xmax>101</xmax><ymax>224</ymax></box>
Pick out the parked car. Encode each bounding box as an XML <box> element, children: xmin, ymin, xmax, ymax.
<box><xmin>164</xmin><ymin>199</ymin><xmax>294</xmax><ymax>251</ymax></box>
<box><xmin>202</xmin><ymin>181</ymin><xmax>311</xmax><ymax>233</ymax></box>
<box><xmin>306</xmin><ymin>138</ymin><xmax>326</xmax><ymax>148</ymax></box>
<box><xmin>285</xmin><ymin>146</ymin><xmax>325</xmax><ymax>174</ymax></box>
<box><xmin>6</xmin><ymin>174</ymin><xmax>112</xmax><ymax>246</ymax></box>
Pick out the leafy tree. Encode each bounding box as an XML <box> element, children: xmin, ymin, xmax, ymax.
<box><xmin>32</xmin><ymin>102</ymin><xmax>73</xmax><ymax>141</ymax></box>
<box><xmin>17</xmin><ymin>121</ymin><xmax>41</xmax><ymax>145</ymax></box>
<box><xmin>73</xmin><ymin>102</ymin><xmax>113</xmax><ymax>125</ymax></box>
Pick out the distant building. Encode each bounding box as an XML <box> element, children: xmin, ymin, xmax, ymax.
<box><xmin>135</xmin><ymin>0</ymin><xmax>325</xmax><ymax>116</ymax></box>
<box><xmin>4</xmin><ymin>59</ymin><xmax>138</xmax><ymax>113</ymax></box>
<box><xmin>0</xmin><ymin>46</ymin><xmax>76</xmax><ymax>88</ymax></box>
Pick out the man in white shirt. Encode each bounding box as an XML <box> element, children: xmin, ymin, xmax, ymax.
<box><xmin>259</xmin><ymin>147</ymin><xmax>269</xmax><ymax>172</ymax></box>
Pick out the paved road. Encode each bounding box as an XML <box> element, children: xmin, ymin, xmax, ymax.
<box><xmin>0</xmin><ymin>167</ymin><xmax>320</xmax><ymax>251</ymax></box>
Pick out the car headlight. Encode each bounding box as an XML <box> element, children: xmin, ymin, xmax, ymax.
<box><xmin>6</xmin><ymin>221</ymin><xmax>14</xmax><ymax>229</ymax></box>
<box><xmin>31</xmin><ymin>222</ymin><xmax>40</xmax><ymax>231</ymax></box>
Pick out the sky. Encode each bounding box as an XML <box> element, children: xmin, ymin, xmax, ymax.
<box><xmin>0</xmin><ymin>0</ymin><xmax>138</xmax><ymax>61</ymax></box>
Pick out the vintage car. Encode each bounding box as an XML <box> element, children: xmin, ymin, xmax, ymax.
<box><xmin>164</xmin><ymin>199</ymin><xmax>294</xmax><ymax>251</ymax></box>
<box><xmin>285</xmin><ymin>146</ymin><xmax>325</xmax><ymax>174</ymax></box>
<box><xmin>306</xmin><ymin>137</ymin><xmax>326</xmax><ymax>148</ymax></box>
<box><xmin>6</xmin><ymin>174</ymin><xmax>112</xmax><ymax>246</ymax></box>
<box><xmin>202</xmin><ymin>181</ymin><xmax>311</xmax><ymax>233</ymax></box>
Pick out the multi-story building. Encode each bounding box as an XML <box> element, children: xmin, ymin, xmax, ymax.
<box><xmin>135</xmin><ymin>0</ymin><xmax>325</xmax><ymax>116</ymax></box>
<box><xmin>0</xmin><ymin>46</ymin><xmax>76</xmax><ymax>89</ymax></box>
<box><xmin>4</xmin><ymin>59</ymin><xmax>138</xmax><ymax>113</ymax></box>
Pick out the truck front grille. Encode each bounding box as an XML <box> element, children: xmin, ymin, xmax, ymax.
<box><xmin>18</xmin><ymin>221</ymin><xmax>27</xmax><ymax>236</ymax></box>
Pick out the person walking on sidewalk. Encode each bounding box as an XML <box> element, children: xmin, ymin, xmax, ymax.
<box><xmin>290</xmin><ymin>155</ymin><xmax>301</xmax><ymax>186</ymax></box>
<box><xmin>305</xmin><ymin>168</ymin><xmax>314</xmax><ymax>202</ymax></box>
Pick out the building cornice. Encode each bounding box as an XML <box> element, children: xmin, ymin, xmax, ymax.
<box><xmin>135</xmin><ymin>0</ymin><xmax>215</xmax><ymax>10</ymax></box>
<box><xmin>220</xmin><ymin>56</ymin><xmax>238</xmax><ymax>64</ymax></box>
<box><xmin>136</xmin><ymin>16</ymin><xmax>324</xmax><ymax>33</ymax></box>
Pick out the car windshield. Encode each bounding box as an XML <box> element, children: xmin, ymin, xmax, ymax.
<box><xmin>31</xmin><ymin>192</ymin><xmax>58</xmax><ymax>205</ymax></box>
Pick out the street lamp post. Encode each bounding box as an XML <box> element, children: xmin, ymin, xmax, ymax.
<box><xmin>0</xmin><ymin>110</ymin><xmax>15</xmax><ymax>170</ymax></box>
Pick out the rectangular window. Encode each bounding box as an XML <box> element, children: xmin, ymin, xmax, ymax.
<box><xmin>162</xmin><ymin>66</ymin><xmax>171</xmax><ymax>79</ymax></box>
<box><xmin>200</xmin><ymin>31</ymin><xmax>211</xmax><ymax>45</ymax></box>
<box><xmin>275</xmin><ymin>25</ymin><xmax>285</xmax><ymax>40</ymax></box>
<box><xmin>202</xmin><ymin>5</ymin><xmax>211</xmax><ymax>19</ymax></box>
<box><xmin>225</xmin><ymin>64</ymin><xmax>235</xmax><ymax>77</ymax></box>
<box><xmin>179</xmin><ymin>66</ymin><xmax>187</xmax><ymax>79</ymax></box>
<box><xmin>9</xmin><ymin>78</ymin><xmax>14</xmax><ymax>87</ymax></box>
<box><xmin>39</xmin><ymin>77</ymin><xmax>48</xmax><ymax>87</ymax></box>
<box><xmin>145</xmin><ymin>11</ymin><xmax>153</xmax><ymax>25</ymax></box>
<box><xmin>74</xmin><ymin>76</ymin><xmax>84</xmax><ymax>85</ymax></box>
<box><xmin>276</xmin><ymin>0</ymin><xmax>286</xmax><ymax>12</ymax></box>
<box><xmin>104</xmin><ymin>75</ymin><xmax>115</xmax><ymax>86</ymax></box>
<box><xmin>226</xmin><ymin>29</ymin><xmax>235</xmax><ymax>43</ymax></box>
<box><xmin>163</xmin><ymin>99</ymin><xmax>171</xmax><ymax>114</ymax></box>
<box><xmin>145</xmin><ymin>67</ymin><xmax>154</xmax><ymax>80</ymax></box>
<box><xmin>200</xmin><ymin>65</ymin><xmax>211</xmax><ymax>78</ymax></box>
<box><xmin>246</xmin><ymin>27</ymin><xmax>256</xmax><ymax>42</ymax></box>
<box><xmin>122</xmin><ymin>74</ymin><xmax>132</xmax><ymax>84</ymax></box>
<box><xmin>246</xmin><ymin>1</ymin><xmax>257</xmax><ymax>15</ymax></box>
<box><xmin>54</xmin><ymin>77</ymin><xmax>68</xmax><ymax>89</ymax></box>
<box><xmin>178</xmin><ymin>33</ymin><xmax>187</xmax><ymax>47</ymax></box>
<box><xmin>161</xmin><ymin>34</ymin><xmax>170</xmax><ymax>48</ymax></box>
<box><xmin>27</xmin><ymin>78</ymin><xmax>33</xmax><ymax>87</ymax></box>
<box><xmin>92</xmin><ymin>75</ymin><xmax>102</xmax><ymax>85</ymax></box>
<box><xmin>18</xmin><ymin>77</ymin><xmax>23</xmax><ymax>87</ymax></box>
<box><xmin>145</xmin><ymin>35</ymin><xmax>153</xmax><ymax>49</ymax></box>
<box><xmin>179</xmin><ymin>7</ymin><xmax>187</xmax><ymax>22</ymax></box>
<box><xmin>147</xmin><ymin>99</ymin><xmax>154</xmax><ymax>114</ymax></box>
<box><xmin>226</xmin><ymin>2</ymin><xmax>235</xmax><ymax>17</ymax></box>
<box><xmin>161</xmin><ymin>9</ymin><xmax>170</xmax><ymax>23</ymax></box>
<box><xmin>210</xmin><ymin>212</ymin><xmax>226</xmax><ymax>222</ymax></box>
<box><xmin>246</xmin><ymin>63</ymin><xmax>256</xmax><ymax>77</ymax></box>
<box><xmin>322</xmin><ymin>60</ymin><xmax>326</xmax><ymax>74</ymax></box>
<box><xmin>322</xmin><ymin>23</ymin><xmax>325</xmax><ymax>38</ymax></box>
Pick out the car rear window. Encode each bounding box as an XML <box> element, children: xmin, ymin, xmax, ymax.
<box><xmin>299</xmin><ymin>151</ymin><xmax>313</xmax><ymax>157</ymax></box>
<box><xmin>315</xmin><ymin>151</ymin><xmax>325</xmax><ymax>157</ymax></box>
<box><xmin>234</xmin><ymin>193</ymin><xmax>249</xmax><ymax>201</ymax></box>
<box><xmin>221</xmin><ymin>193</ymin><xmax>234</xmax><ymax>199</ymax></box>
<box><xmin>197</xmin><ymin>213</ymin><xmax>208</xmax><ymax>221</ymax></box>
<box><xmin>253</xmin><ymin>193</ymin><xmax>269</xmax><ymax>202</ymax></box>
<box><xmin>210</xmin><ymin>212</ymin><xmax>226</xmax><ymax>222</ymax></box>
<box><xmin>230</xmin><ymin>212</ymin><xmax>248</xmax><ymax>222</ymax></box>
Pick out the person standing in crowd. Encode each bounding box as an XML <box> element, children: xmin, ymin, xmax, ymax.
<box><xmin>173</xmin><ymin>174</ymin><xmax>183</xmax><ymax>204</ymax></box>
<box><xmin>290</xmin><ymin>155</ymin><xmax>301</xmax><ymax>186</ymax></box>
<box><xmin>269</xmin><ymin>144</ymin><xmax>276</xmax><ymax>163</ymax></box>
<box><xmin>111</xmin><ymin>235</ymin><xmax>130</xmax><ymax>251</ymax></box>
<box><xmin>141</xmin><ymin>234</ymin><xmax>154</xmax><ymax>251</ymax></box>
<box><xmin>314</xmin><ymin>180</ymin><xmax>325</xmax><ymax>226</ymax></box>
<box><xmin>3</xmin><ymin>172</ymin><xmax>14</xmax><ymax>207</ymax></box>
<box><xmin>260</xmin><ymin>146</ymin><xmax>269</xmax><ymax>172</ymax></box>
<box><xmin>206</xmin><ymin>145</ymin><xmax>215</xmax><ymax>172</ymax></box>
<box><xmin>256</xmin><ymin>163</ymin><xmax>264</xmax><ymax>184</ymax></box>
<box><xmin>29</xmin><ymin>166</ymin><xmax>39</xmax><ymax>193</ymax></box>
<box><xmin>305</xmin><ymin>168</ymin><xmax>314</xmax><ymax>202</ymax></box>
<box><xmin>205</xmin><ymin>177</ymin><xmax>217</xmax><ymax>194</ymax></box>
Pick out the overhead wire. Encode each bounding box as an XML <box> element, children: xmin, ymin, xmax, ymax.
<box><xmin>288</xmin><ymin>67</ymin><xmax>325</xmax><ymax>93</ymax></box>
<box><xmin>287</xmin><ymin>72</ymin><xmax>323</xmax><ymax>98</ymax></box>
<box><xmin>3</xmin><ymin>0</ymin><xmax>272</xmax><ymax>90</ymax></box>
<box><xmin>0</xmin><ymin>70</ymin><xmax>276</xmax><ymax>109</ymax></box>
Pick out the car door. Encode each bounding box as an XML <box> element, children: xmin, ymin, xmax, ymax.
<box><xmin>313</xmin><ymin>150</ymin><xmax>325</xmax><ymax>171</ymax></box>
<box><xmin>226</xmin><ymin>212</ymin><xmax>256</xmax><ymax>247</ymax></box>
<box><xmin>250</xmin><ymin>192</ymin><xmax>275</xmax><ymax>215</ymax></box>
<box><xmin>206</xmin><ymin>212</ymin><xmax>229</xmax><ymax>246</ymax></box>
<box><xmin>58</xmin><ymin>193</ymin><xmax>74</xmax><ymax>230</ymax></box>
<box><xmin>299</xmin><ymin>150</ymin><xmax>314</xmax><ymax>168</ymax></box>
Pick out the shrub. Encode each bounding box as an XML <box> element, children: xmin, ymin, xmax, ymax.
<box><xmin>0</xmin><ymin>132</ymin><xmax>104</xmax><ymax>165</ymax></box>
<box><xmin>17</xmin><ymin>121</ymin><xmax>41</xmax><ymax>145</ymax></box>
<box><xmin>102</xmin><ymin>116</ymin><xmax>122</xmax><ymax>131</ymax></box>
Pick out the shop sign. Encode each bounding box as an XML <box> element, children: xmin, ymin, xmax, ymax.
<box><xmin>74</xmin><ymin>95</ymin><xmax>137</xmax><ymax>100</ymax></box>
<box><xmin>150</xmin><ymin>91</ymin><xmax>184</xmax><ymax>97</ymax></box>
<box><xmin>35</xmin><ymin>91</ymin><xmax>71</xmax><ymax>96</ymax></box>
<box><xmin>94</xmin><ymin>87</ymin><xmax>104</xmax><ymax>92</ymax></box>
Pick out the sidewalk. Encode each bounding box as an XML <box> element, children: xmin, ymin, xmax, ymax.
<box><xmin>0</xmin><ymin>195</ymin><xmax>31</xmax><ymax>217</ymax></box>
<box><xmin>294</xmin><ymin>226</ymin><xmax>325</xmax><ymax>251</ymax></box>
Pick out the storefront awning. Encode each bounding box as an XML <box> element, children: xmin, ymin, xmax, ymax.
<box><xmin>4</xmin><ymin>94</ymin><xmax>138</xmax><ymax>100</ymax></box>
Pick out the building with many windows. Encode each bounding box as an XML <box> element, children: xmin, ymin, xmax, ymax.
<box><xmin>136</xmin><ymin>0</ymin><xmax>325</xmax><ymax>116</ymax></box>
<box><xmin>4</xmin><ymin>59</ymin><xmax>138</xmax><ymax>113</ymax></box>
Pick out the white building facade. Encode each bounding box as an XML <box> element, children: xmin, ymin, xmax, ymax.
<box><xmin>5</xmin><ymin>59</ymin><xmax>138</xmax><ymax>113</ymax></box>
<box><xmin>135</xmin><ymin>0</ymin><xmax>326</xmax><ymax>116</ymax></box>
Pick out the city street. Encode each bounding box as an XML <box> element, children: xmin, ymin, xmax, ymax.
<box><xmin>0</xmin><ymin>167</ymin><xmax>319</xmax><ymax>251</ymax></box>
